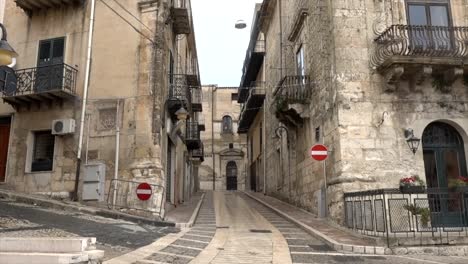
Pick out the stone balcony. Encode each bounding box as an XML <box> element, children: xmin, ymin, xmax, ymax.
<box><xmin>371</xmin><ymin>25</ymin><xmax>468</xmax><ymax>92</ymax></box>
<box><xmin>273</xmin><ymin>75</ymin><xmax>311</xmax><ymax>127</ymax></box>
<box><xmin>14</xmin><ymin>0</ymin><xmax>84</xmax><ymax>15</ymax></box>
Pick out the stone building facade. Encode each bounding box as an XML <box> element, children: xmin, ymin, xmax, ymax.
<box><xmin>239</xmin><ymin>0</ymin><xmax>468</xmax><ymax>228</ymax></box>
<box><xmin>198</xmin><ymin>85</ymin><xmax>247</xmax><ymax>191</ymax></box>
<box><xmin>0</xmin><ymin>0</ymin><xmax>203</xmax><ymax>216</ymax></box>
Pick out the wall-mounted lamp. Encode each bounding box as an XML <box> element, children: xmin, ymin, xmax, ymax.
<box><xmin>404</xmin><ymin>128</ymin><xmax>420</xmax><ymax>155</ymax></box>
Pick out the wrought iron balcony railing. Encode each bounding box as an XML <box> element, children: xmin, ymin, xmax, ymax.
<box><xmin>191</xmin><ymin>142</ymin><xmax>204</xmax><ymax>161</ymax></box>
<box><xmin>274</xmin><ymin>75</ymin><xmax>311</xmax><ymax>104</ymax></box>
<box><xmin>185</xmin><ymin>120</ymin><xmax>201</xmax><ymax>150</ymax></box>
<box><xmin>371</xmin><ymin>25</ymin><xmax>468</xmax><ymax>69</ymax></box>
<box><xmin>191</xmin><ymin>87</ymin><xmax>202</xmax><ymax>112</ymax></box>
<box><xmin>171</xmin><ymin>0</ymin><xmax>191</xmax><ymax>35</ymax></box>
<box><xmin>344</xmin><ymin>188</ymin><xmax>468</xmax><ymax>247</ymax></box>
<box><xmin>4</xmin><ymin>63</ymin><xmax>78</xmax><ymax>98</ymax></box>
<box><xmin>169</xmin><ymin>74</ymin><xmax>190</xmax><ymax>103</ymax></box>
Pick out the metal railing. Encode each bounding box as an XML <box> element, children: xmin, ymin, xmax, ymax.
<box><xmin>191</xmin><ymin>86</ymin><xmax>202</xmax><ymax>105</ymax></box>
<box><xmin>107</xmin><ymin>179</ymin><xmax>165</xmax><ymax>218</ymax></box>
<box><xmin>191</xmin><ymin>142</ymin><xmax>204</xmax><ymax>159</ymax></box>
<box><xmin>186</xmin><ymin>120</ymin><xmax>200</xmax><ymax>141</ymax></box>
<box><xmin>4</xmin><ymin>63</ymin><xmax>78</xmax><ymax>97</ymax></box>
<box><xmin>344</xmin><ymin>188</ymin><xmax>468</xmax><ymax>247</ymax></box>
<box><xmin>371</xmin><ymin>25</ymin><xmax>468</xmax><ymax>68</ymax></box>
<box><xmin>274</xmin><ymin>75</ymin><xmax>311</xmax><ymax>103</ymax></box>
<box><xmin>169</xmin><ymin>74</ymin><xmax>190</xmax><ymax>102</ymax></box>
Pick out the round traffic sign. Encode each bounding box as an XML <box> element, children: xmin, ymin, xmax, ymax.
<box><xmin>136</xmin><ymin>182</ymin><xmax>152</xmax><ymax>201</ymax></box>
<box><xmin>311</xmin><ymin>144</ymin><xmax>328</xmax><ymax>161</ymax></box>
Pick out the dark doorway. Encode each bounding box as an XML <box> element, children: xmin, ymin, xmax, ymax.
<box><xmin>422</xmin><ymin>122</ymin><xmax>467</xmax><ymax>226</ymax></box>
<box><xmin>36</xmin><ymin>37</ymin><xmax>65</xmax><ymax>92</ymax></box>
<box><xmin>226</xmin><ymin>161</ymin><xmax>237</xmax><ymax>190</ymax></box>
<box><xmin>250</xmin><ymin>161</ymin><xmax>257</xmax><ymax>191</ymax></box>
<box><xmin>0</xmin><ymin>117</ymin><xmax>10</xmax><ymax>182</ymax></box>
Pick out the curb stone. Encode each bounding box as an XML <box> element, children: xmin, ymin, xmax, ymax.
<box><xmin>244</xmin><ymin>192</ymin><xmax>468</xmax><ymax>256</ymax></box>
<box><xmin>243</xmin><ymin>191</ymin><xmax>388</xmax><ymax>255</ymax></box>
<box><xmin>0</xmin><ymin>189</ymin><xmax>175</xmax><ymax>227</ymax></box>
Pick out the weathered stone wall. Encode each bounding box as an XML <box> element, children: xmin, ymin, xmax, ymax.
<box><xmin>2</xmin><ymin>0</ymin><xmax>199</xmax><ymax>210</ymax></box>
<box><xmin>260</xmin><ymin>0</ymin><xmax>468</xmax><ymax>224</ymax></box>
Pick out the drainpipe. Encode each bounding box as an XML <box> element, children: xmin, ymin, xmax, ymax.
<box><xmin>73</xmin><ymin>0</ymin><xmax>96</xmax><ymax>201</ymax></box>
<box><xmin>112</xmin><ymin>99</ymin><xmax>121</xmax><ymax>208</ymax></box>
<box><xmin>279</xmin><ymin>0</ymin><xmax>283</xmax><ymax>79</ymax></box>
<box><xmin>211</xmin><ymin>85</ymin><xmax>216</xmax><ymax>190</ymax></box>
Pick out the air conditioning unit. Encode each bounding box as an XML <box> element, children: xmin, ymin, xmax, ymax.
<box><xmin>52</xmin><ymin>119</ymin><xmax>76</xmax><ymax>135</ymax></box>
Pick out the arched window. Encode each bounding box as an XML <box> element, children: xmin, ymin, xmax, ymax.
<box><xmin>222</xmin><ymin>116</ymin><xmax>232</xmax><ymax>133</ymax></box>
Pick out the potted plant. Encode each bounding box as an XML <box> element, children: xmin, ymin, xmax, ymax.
<box><xmin>399</xmin><ymin>175</ymin><xmax>425</xmax><ymax>193</ymax></box>
<box><xmin>448</xmin><ymin>176</ymin><xmax>468</xmax><ymax>193</ymax></box>
<box><xmin>404</xmin><ymin>204</ymin><xmax>431</xmax><ymax>228</ymax></box>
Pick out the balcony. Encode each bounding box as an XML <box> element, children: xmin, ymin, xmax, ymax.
<box><xmin>344</xmin><ymin>188</ymin><xmax>468</xmax><ymax>247</ymax></box>
<box><xmin>238</xmin><ymin>84</ymin><xmax>265</xmax><ymax>133</ymax></box>
<box><xmin>15</xmin><ymin>0</ymin><xmax>84</xmax><ymax>15</ymax></box>
<box><xmin>190</xmin><ymin>142</ymin><xmax>204</xmax><ymax>163</ymax></box>
<box><xmin>168</xmin><ymin>74</ymin><xmax>191</xmax><ymax>119</ymax></box>
<box><xmin>190</xmin><ymin>86</ymin><xmax>202</xmax><ymax>112</ymax></box>
<box><xmin>171</xmin><ymin>1</ymin><xmax>190</xmax><ymax>35</ymax></box>
<box><xmin>186</xmin><ymin>58</ymin><xmax>200</xmax><ymax>87</ymax></box>
<box><xmin>238</xmin><ymin>38</ymin><xmax>266</xmax><ymax>103</ymax></box>
<box><xmin>273</xmin><ymin>76</ymin><xmax>311</xmax><ymax>126</ymax></box>
<box><xmin>371</xmin><ymin>25</ymin><xmax>468</xmax><ymax>92</ymax></box>
<box><xmin>1</xmin><ymin>63</ymin><xmax>78</xmax><ymax>108</ymax></box>
<box><xmin>185</xmin><ymin>120</ymin><xmax>201</xmax><ymax>150</ymax></box>
<box><xmin>198</xmin><ymin>115</ymin><xmax>205</xmax><ymax>131</ymax></box>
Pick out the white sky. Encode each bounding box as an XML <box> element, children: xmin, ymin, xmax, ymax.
<box><xmin>192</xmin><ymin>0</ymin><xmax>263</xmax><ymax>87</ymax></box>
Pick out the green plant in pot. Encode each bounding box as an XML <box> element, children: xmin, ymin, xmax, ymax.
<box><xmin>403</xmin><ymin>204</ymin><xmax>431</xmax><ymax>228</ymax></box>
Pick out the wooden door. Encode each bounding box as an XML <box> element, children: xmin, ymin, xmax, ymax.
<box><xmin>0</xmin><ymin>122</ymin><xmax>10</xmax><ymax>182</ymax></box>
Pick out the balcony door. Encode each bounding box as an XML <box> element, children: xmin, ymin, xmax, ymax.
<box><xmin>422</xmin><ymin>122</ymin><xmax>467</xmax><ymax>227</ymax></box>
<box><xmin>407</xmin><ymin>1</ymin><xmax>452</xmax><ymax>53</ymax></box>
<box><xmin>36</xmin><ymin>37</ymin><xmax>65</xmax><ymax>92</ymax></box>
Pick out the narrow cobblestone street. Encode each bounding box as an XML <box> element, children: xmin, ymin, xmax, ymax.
<box><xmin>127</xmin><ymin>191</ymin><xmax>468</xmax><ymax>264</ymax></box>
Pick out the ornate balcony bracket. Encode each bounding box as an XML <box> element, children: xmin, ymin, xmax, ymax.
<box><xmin>383</xmin><ymin>66</ymin><xmax>404</xmax><ymax>92</ymax></box>
<box><xmin>444</xmin><ymin>67</ymin><xmax>464</xmax><ymax>87</ymax></box>
<box><xmin>410</xmin><ymin>66</ymin><xmax>433</xmax><ymax>92</ymax></box>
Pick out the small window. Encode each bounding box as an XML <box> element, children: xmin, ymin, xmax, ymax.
<box><xmin>231</xmin><ymin>93</ymin><xmax>239</xmax><ymax>101</ymax></box>
<box><xmin>315</xmin><ymin>126</ymin><xmax>321</xmax><ymax>142</ymax></box>
<box><xmin>31</xmin><ymin>131</ymin><xmax>55</xmax><ymax>172</ymax></box>
<box><xmin>229</xmin><ymin>143</ymin><xmax>234</xmax><ymax>149</ymax></box>
<box><xmin>222</xmin><ymin>116</ymin><xmax>233</xmax><ymax>133</ymax></box>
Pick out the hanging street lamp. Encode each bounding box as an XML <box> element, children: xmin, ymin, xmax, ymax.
<box><xmin>404</xmin><ymin>128</ymin><xmax>421</xmax><ymax>155</ymax></box>
<box><xmin>0</xmin><ymin>23</ymin><xmax>18</xmax><ymax>66</ymax></box>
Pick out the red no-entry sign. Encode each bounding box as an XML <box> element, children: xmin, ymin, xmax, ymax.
<box><xmin>311</xmin><ymin>144</ymin><xmax>328</xmax><ymax>161</ymax></box>
<box><xmin>136</xmin><ymin>183</ymin><xmax>152</xmax><ymax>201</ymax></box>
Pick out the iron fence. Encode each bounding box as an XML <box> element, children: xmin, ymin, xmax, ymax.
<box><xmin>186</xmin><ymin>121</ymin><xmax>200</xmax><ymax>141</ymax></box>
<box><xmin>372</xmin><ymin>25</ymin><xmax>468</xmax><ymax>68</ymax></box>
<box><xmin>5</xmin><ymin>63</ymin><xmax>78</xmax><ymax>97</ymax></box>
<box><xmin>274</xmin><ymin>75</ymin><xmax>311</xmax><ymax>103</ymax></box>
<box><xmin>344</xmin><ymin>188</ymin><xmax>468</xmax><ymax>246</ymax></box>
<box><xmin>107</xmin><ymin>179</ymin><xmax>165</xmax><ymax>218</ymax></box>
<box><xmin>169</xmin><ymin>74</ymin><xmax>190</xmax><ymax>102</ymax></box>
<box><xmin>190</xmin><ymin>86</ymin><xmax>202</xmax><ymax>105</ymax></box>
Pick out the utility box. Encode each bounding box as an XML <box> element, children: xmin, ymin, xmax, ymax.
<box><xmin>82</xmin><ymin>163</ymin><xmax>106</xmax><ymax>201</ymax></box>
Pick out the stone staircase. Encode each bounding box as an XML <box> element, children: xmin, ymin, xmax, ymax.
<box><xmin>0</xmin><ymin>237</ymin><xmax>104</xmax><ymax>264</ymax></box>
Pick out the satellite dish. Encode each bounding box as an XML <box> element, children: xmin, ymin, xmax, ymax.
<box><xmin>235</xmin><ymin>20</ymin><xmax>247</xmax><ymax>29</ymax></box>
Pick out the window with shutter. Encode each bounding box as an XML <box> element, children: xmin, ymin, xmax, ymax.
<box><xmin>31</xmin><ymin>131</ymin><xmax>55</xmax><ymax>172</ymax></box>
<box><xmin>222</xmin><ymin>116</ymin><xmax>232</xmax><ymax>133</ymax></box>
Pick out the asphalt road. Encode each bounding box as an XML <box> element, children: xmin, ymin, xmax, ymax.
<box><xmin>0</xmin><ymin>198</ymin><xmax>179</xmax><ymax>260</ymax></box>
